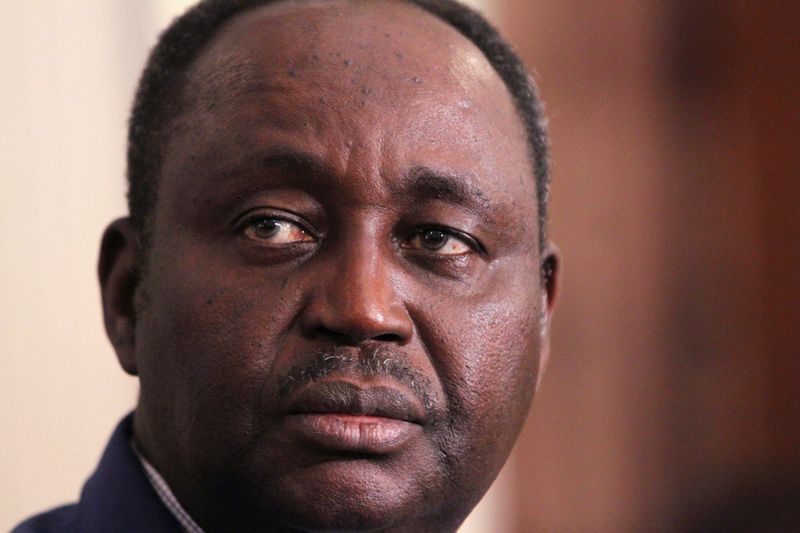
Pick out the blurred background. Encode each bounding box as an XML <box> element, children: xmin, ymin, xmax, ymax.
<box><xmin>1</xmin><ymin>1</ymin><xmax>798</xmax><ymax>531</ymax></box>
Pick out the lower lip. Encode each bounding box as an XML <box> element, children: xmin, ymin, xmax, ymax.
<box><xmin>284</xmin><ymin>413</ymin><xmax>421</xmax><ymax>454</ymax></box>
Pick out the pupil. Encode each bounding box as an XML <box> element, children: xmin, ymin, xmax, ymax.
<box><xmin>422</xmin><ymin>230</ymin><xmax>447</xmax><ymax>250</ymax></box>
<box><xmin>254</xmin><ymin>219</ymin><xmax>281</xmax><ymax>238</ymax></box>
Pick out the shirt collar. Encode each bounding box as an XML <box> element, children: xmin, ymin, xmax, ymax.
<box><xmin>130</xmin><ymin>439</ymin><xmax>205</xmax><ymax>533</ymax></box>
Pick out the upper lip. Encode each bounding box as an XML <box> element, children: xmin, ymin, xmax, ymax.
<box><xmin>284</xmin><ymin>380</ymin><xmax>426</xmax><ymax>425</ymax></box>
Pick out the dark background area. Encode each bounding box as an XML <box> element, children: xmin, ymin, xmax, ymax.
<box><xmin>493</xmin><ymin>1</ymin><xmax>799</xmax><ymax>530</ymax></box>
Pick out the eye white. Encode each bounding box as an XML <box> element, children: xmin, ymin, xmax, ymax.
<box><xmin>244</xmin><ymin>218</ymin><xmax>313</xmax><ymax>244</ymax></box>
<box><xmin>408</xmin><ymin>229</ymin><xmax>472</xmax><ymax>255</ymax></box>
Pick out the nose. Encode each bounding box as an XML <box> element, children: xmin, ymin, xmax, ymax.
<box><xmin>299</xmin><ymin>241</ymin><xmax>413</xmax><ymax>346</ymax></box>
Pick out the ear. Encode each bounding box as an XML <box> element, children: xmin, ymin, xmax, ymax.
<box><xmin>98</xmin><ymin>217</ymin><xmax>141</xmax><ymax>376</ymax></box>
<box><xmin>541</xmin><ymin>243</ymin><xmax>560</xmax><ymax>315</ymax></box>
<box><xmin>536</xmin><ymin>243</ymin><xmax>561</xmax><ymax>388</ymax></box>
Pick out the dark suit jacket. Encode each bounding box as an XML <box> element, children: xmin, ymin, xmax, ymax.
<box><xmin>12</xmin><ymin>414</ymin><xmax>182</xmax><ymax>532</ymax></box>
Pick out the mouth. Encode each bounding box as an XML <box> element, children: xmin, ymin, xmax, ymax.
<box><xmin>282</xmin><ymin>380</ymin><xmax>426</xmax><ymax>454</ymax></box>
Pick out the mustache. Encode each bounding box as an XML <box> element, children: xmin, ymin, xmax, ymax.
<box><xmin>278</xmin><ymin>344</ymin><xmax>438</xmax><ymax>420</ymax></box>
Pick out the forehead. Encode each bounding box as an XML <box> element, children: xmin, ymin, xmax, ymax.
<box><xmin>191</xmin><ymin>0</ymin><xmax>508</xmax><ymax>105</ymax></box>
<box><xmin>166</xmin><ymin>0</ymin><xmax>536</xmax><ymax>226</ymax></box>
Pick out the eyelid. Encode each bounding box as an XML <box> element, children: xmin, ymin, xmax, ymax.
<box><xmin>403</xmin><ymin>226</ymin><xmax>484</xmax><ymax>255</ymax></box>
<box><xmin>232</xmin><ymin>207</ymin><xmax>315</xmax><ymax>230</ymax></box>
<box><xmin>233</xmin><ymin>208</ymin><xmax>316</xmax><ymax>235</ymax></box>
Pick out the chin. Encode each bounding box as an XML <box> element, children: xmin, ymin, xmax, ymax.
<box><xmin>232</xmin><ymin>458</ymin><xmax>452</xmax><ymax>532</ymax></box>
<box><xmin>286</xmin><ymin>461</ymin><xmax>431</xmax><ymax>528</ymax></box>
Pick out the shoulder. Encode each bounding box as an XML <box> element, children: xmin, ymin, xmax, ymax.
<box><xmin>11</xmin><ymin>504</ymin><xmax>79</xmax><ymax>533</ymax></box>
<box><xmin>12</xmin><ymin>414</ymin><xmax>182</xmax><ymax>533</ymax></box>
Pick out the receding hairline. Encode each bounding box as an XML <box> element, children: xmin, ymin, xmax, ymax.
<box><xmin>179</xmin><ymin>0</ymin><xmax>518</xmax><ymax>120</ymax></box>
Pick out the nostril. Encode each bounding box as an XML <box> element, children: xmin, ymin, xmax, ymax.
<box><xmin>314</xmin><ymin>326</ymin><xmax>350</xmax><ymax>345</ymax></box>
<box><xmin>311</xmin><ymin>326</ymin><xmax>404</xmax><ymax>346</ymax></box>
<box><xmin>374</xmin><ymin>333</ymin><xmax>402</xmax><ymax>343</ymax></box>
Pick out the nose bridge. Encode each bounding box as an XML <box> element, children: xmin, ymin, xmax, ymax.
<box><xmin>334</xmin><ymin>229</ymin><xmax>388</xmax><ymax>309</ymax></box>
<box><xmin>305</xmin><ymin>218</ymin><xmax>412</xmax><ymax>344</ymax></box>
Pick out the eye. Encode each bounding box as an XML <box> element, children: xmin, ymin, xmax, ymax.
<box><xmin>241</xmin><ymin>216</ymin><xmax>314</xmax><ymax>244</ymax></box>
<box><xmin>403</xmin><ymin>228</ymin><xmax>474</xmax><ymax>255</ymax></box>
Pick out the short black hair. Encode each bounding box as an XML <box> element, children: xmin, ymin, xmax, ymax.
<box><xmin>127</xmin><ymin>0</ymin><xmax>551</xmax><ymax>247</ymax></box>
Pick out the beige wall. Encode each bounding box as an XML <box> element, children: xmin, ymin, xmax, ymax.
<box><xmin>0</xmin><ymin>1</ymin><xmax>510</xmax><ymax>531</ymax></box>
<box><xmin>1</xmin><ymin>2</ymin><xmax>173</xmax><ymax>529</ymax></box>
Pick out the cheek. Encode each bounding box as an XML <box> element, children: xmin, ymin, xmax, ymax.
<box><xmin>135</xmin><ymin>245</ymin><xmax>302</xmax><ymax>446</ymax></box>
<box><xmin>439</xmin><ymin>297</ymin><xmax>541</xmax><ymax>427</ymax></box>
<box><xmin>415</xmin><ymin>266</ymin><xmax>542</xmax><ymax>464</ymax></box>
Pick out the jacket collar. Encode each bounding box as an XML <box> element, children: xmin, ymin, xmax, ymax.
<box><xmin>77</xmin><ymin>413</ymin><xmax>182</xmax><ymax>533</ymax></box>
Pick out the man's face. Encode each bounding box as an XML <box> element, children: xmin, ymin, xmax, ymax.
<box><xmin>118</xmin><ymin>1</ymin><xmax>552</xmax><ymax>531</ymax></box>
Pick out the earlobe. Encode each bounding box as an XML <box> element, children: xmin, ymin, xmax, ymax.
<box><xmin>98</xmin><ymin>217</ymin><xmax>141</xmax><ymax>376</ymax></box>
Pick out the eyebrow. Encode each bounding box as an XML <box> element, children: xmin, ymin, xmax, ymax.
<box><xmin>401</xmin><ymin>167</ymin><xmax>492</xmax><ymax>215</ymax></box>
<box><xmin>246</xmin><ymin>146</ymin><xmax>492</xmax><ymax>214</ymax></box>
<box><xmin>256</xmin><ymin>145</ymin><xmax>332</xmax><ymax>183</ymax></box>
